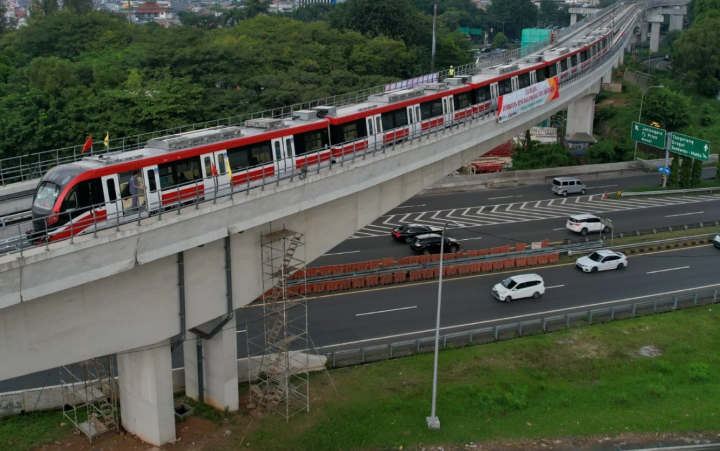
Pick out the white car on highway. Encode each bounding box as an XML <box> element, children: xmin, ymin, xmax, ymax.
<box><xmin>575</xmin><ymin>250</ymin><xmax>628</xmax><ymax>273</ymax></box>
<box><xmin>492</xmin><ymin>274</ymin><xmax>545</xmax><ymax>302</ymax></box>
<box><xmin>566</xmin><ymin>214</ymin><xmax>610</xmax><ymax>236</ymax></box>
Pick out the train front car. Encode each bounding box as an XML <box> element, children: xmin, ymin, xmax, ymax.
<box><xmin>30</xmin><ymin>164</ymin><xmax>85</xmax><ymax>242</ymax></box>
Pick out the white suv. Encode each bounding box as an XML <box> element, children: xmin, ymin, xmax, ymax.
<box><xmin>566</xmin><ymin>214</ymin><xmax>610</xmax><ymax>236</ymax></box>
<box><xmin>492</xmin><ymin>274</ymin><xmax>545</xmax><ymax>302</ymax></box>
<box><xmin>576</xmin><ymin>250</ymin><xmax>628</xmax><ymax>273</ymax></box>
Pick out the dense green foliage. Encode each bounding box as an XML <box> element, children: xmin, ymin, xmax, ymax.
<box><xmin>679</xmin><ymin>156</ymin><xmax>693</xmax><ymax>188</ymax></box>
<box><xmin>669</xmin><ymin>155</ymin><xmax>680</xmax><ymax>186</ymax></box>
<box><xmin>0</xmin><ymin>10</ymin><xmax>433</xmax><ymax>158</ymax></box>
<box><xmin>486</xmin><ymin>0</ymin><xmax>538</xmax><ymax>39</ymax></box>
<box><xmin>510</xmin><ymin>142</ymin><xmax>575</xmax><ymax>170</ymax></box>
<box><xmin>691</xmin><ymin>157</ymin><xmax>703</xmax><ymax>187</ymax></box>
<box><xmin>492</xmin><ymin>31</ymin><xmax>508</xmax><ymax>49</ymax></box>
<box><xmin>643</xmin><ymin>88</ymin><xmax>691</xmax><ymax>130</ymax></box>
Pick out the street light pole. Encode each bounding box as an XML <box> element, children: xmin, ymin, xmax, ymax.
<box><xmin>633</xmin><ymin>84</ymin><xmax>664</xmax><ymax>161</ymax></box>
<box><xmin>430</xmin><ymin>0</ymin><xmax>438</xmax><ymax>73</ymax></box>
<box><xmin>427</xmin><ymin>220</ymin><xmax>458</xmax><ymax>430</ymax></box>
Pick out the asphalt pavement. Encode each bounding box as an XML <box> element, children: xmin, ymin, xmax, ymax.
<box><xmin>645</xmin><ymin>57</ymin><xmax>671</xmax><ymax>71</ymax></box>
<box><xmin>3</xmin><ymin>245</ymin><xmax>718</xmax><ymax>393</ymax></box>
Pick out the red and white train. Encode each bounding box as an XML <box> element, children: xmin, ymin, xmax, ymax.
<box><xmin>29</xmin><ymin>14</ymin><xmax>625</xmax><ymax>242</ymax></box>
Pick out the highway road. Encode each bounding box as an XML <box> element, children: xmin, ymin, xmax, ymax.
<box><xmin>316</xmin><ymin>169</ymin><xmax>719</xmax><ymax>266</ymax></box>
<box><xmin>645</xmin><ymin>57</ymin><xmax>671</xmax><ymax>71</ymax></box>
<box><xmin>3</xmin><ymin>244</ymin><xmax>719</xmax><ymax>393</ymax></box>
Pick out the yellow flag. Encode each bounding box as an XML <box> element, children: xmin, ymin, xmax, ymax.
<box><xmin>103</xmin><ymin>132</ymin><xmax>110</xmax><ymax>149</ymax></box>
<box><xmin>227</xmin><ymin>164</ymin><xmax>233</xmax><ymax>182</ymax></box>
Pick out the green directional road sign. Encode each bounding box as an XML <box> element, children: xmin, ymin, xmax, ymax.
<box><xmin>669</xmin><ymin>132</ymin><xmax>711</xmax><ymax>162</ymax></box>
<box><xmin>631</xmin><ymin>122</ymin><xmax>666</xmax><ymax>149</ymax></box>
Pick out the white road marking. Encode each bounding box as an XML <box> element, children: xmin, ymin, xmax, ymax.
<box><xmin>236</xmin><ymin>330</ymin><xmax>246</xmax><ymax>334</ymax></box>
<box><xmin>553</xmin><ymin>227</ymin><xmax>566</xmax><ymax>230</ymax></box>
<box><xmin>665</xmin><ymin>212</ymin><xmax>703</xmax><ymax>218</ymax></box>
<box><xmin>587</xmin><ymin>184</ymin><xmax>618</xmax><ymax>189</ymax></box>
<box><xmin>356</xmin><ymin>306</ymin><xmax>417</xmax><ymax>317</ymax></box>
<box><xmin>488</xmin><ymin>195</ymin><xmax>522</xmax><ymax>200</ymax></box>
<box><xmin>395</xmin><ymin>204</ymin><xmax>426</xmax><ymax>209</ymax></box>
<box><xmin>317</xmin><ymin>282</ymin><xmax>720</xmax><ymax>350</ymax></box>
<box><xmin>458</xmin><ymin>237</ymin><xmax>483</xmax><ymax>241</ymax></box>
<box><xmin>545</xmin><ymin>285</ymin><xmax>565</xmax><ymax>289</ymax></box>
<box><xmin>323</xmin><ymin>250</ymin><xmax>361</xmax><ymax>257</ymax></box>
<box><xmin>647</xmin><ymin>266</ymin><xmax>690</xmax><ymax>275</ymax></box>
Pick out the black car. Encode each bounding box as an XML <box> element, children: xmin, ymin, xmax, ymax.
<box><xmin>391</xmin><ymin>223</ymin><xmax>444</xmax><ymax>243</ymax></box>
<box><xmin>409</xmin><ymin>234</ymin><xmax>461</xmax><ymax>255</ymax></box>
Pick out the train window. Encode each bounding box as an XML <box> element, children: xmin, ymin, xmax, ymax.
<box><xmin>106</xmin><ymin>179</ymin><xmax>117</xmax><ymax>201</ymax></box>
<box><xmin>420</xmin><ymin>98</ymin><xmax>443</xmax><ymax>120</ymax></box>
<box><xmin>518</xmin><ymin>73</ymin><xmax>531</xmax><ymax>89</ymax></box>
<box><xmin>560</xmin><ymin>59</ymin><xmax>568</xmax><ymax>72</ymax></box>
<box><xmin>570</xmin><ymin>54</ymin><xmax>577</xmax><ymax>67</ymax></box>
<box><xmin>474</xmin><ymin>86</ymin><xmax>491</xmax><ymax>102</ymax></box>
<box><xmin>331</xmin><ymin>121</ymin><xmax>364</xmax><ymax>143</ymax></box>
<box><xmin>535</xmin><ymin>69</ymin><xmax>546</xmax><ymax>82</ymax></box>
<box><xmin>285</xmin><ymin>138</ymin><xmax>293</xmax><ymax>157</ymax></box>
<box><xmin>414</xmin><ymin>106</ymin><xmax>420</xmax><ymax>122</ymax></box>
<box><xmin>147</xmin><ymin>169</ymin><xmax>158</xmax><ymax>191</ymax></box>
<box><xmin>547</xmin><ymin>64</ymin><xmax>557</xmax><ymax>77</ymax></box>
<box><xmin>368</xmin><ymin>118</ymin><xmax>374</xmax><ymax>135</ymax></box>
<box><xmin>498</xmin><ymin>78</ymin><xmax>513</xmax><ymax>95</ymax></box>
<box><xmin>158</xmin><ymin>162</ymin><xmax>176</xmax><ymax>189</ymax></box>
<box><xmin>217</xmin><ymin>156</ymin><xmax>226</xmax><ymax>175</ymax></box>
<box><xmin>273</xmin><ymin>141</ymin><xmax>282</xmax><ymax>160</ymax></box>
<box><xmin>375</xmin><ymin>117</ymin><xmax>381</xmax><ymax>133</ymax></box>
<box><xmin>579</xmin><ymin>51</ymin><xmax>587</xmax><ymax>63</ymax></box>
<box><xmin>442</xmin><ymin>98</ymin><xmax>448</xmax><ymax>113</ymax></box>
<box><xmin>63</xmin><ymin>187</ymin><xmax>78</xmax><ymax>211</ymax></box>
<box><xmin>118</xmin><ymin>171</ymin><xmax>135</xmax><ymax>199</ymax></box>
<box><xmin>34</xmin><ymin>182</ymin><xmax>60</xmax><ymax>210</ymax></box>
<box><xmin>295</xmin><ymin>130</ymin><xmax>329</xmax><ymax>156</ymax></box>
<box><xmin>75</xmin><ymin>179</ymin><xmax>102</xmax><ymax>209</ymax></box>
<box><xmin>381</xmin><ymin>109</ymin><xmax>409</xmax><ymax>131</ymax></box>
<box><xmin>453</xmin><ymin>92</ymin><xmax>472</xmax><ymax>109</ymax></box>
<box><xmin>250</xmin><ymin>143</ymin><xmax>272</xmax><ymax>165</ymax></box>
<box><xmin>204</xmin><ymin>156</ymin><xmax>213</xmax><ymax>177</ymax></box>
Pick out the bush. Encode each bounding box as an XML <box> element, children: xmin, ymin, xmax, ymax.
<box><xmin>647</xmin><ymin>382</ymin><xmax>667</xmax><ymax>397</ymax></box>
<box><xmin>679</xmin><ymin>156</ymin><xmax>693</xmax><ymax>188</ymax></box>
<box><xmin>689</xmin><ymin>362</ymin><xmax>710</xmax><ymax>382</ymax></box>
<box><xmin>652</xmin><ymin>359</ymin><xmax>673</xmax><ymax>374</ymax></box>
<box><xmin>691</xmin><ymin>158</ymin><xmax>703</xmax><ymax>188</ymax></box>
<box><xmin>586</xmin><ymin>139</ymin><xmax>621</xmax><ymax>164</ymax></box>
<box><xmin>698</xmin><ymin>76</ymin><xmax>720</xmax><ymax>98</ymax></box>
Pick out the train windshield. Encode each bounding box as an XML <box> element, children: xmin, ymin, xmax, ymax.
<box><xmin>33</xmin><ymin>182</ymin><xmax>60</xmax><ymax>210</ymax></box>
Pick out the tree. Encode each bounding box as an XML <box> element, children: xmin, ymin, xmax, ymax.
<box><xmin>586</xmin><ymin>139</ymin><xmax>620</xmax><ymax>164</ymax></box>
<box><xmin>643</xmin><ymin>88</ymin><xmax>691</xmax><ymax>130</ymax></box>
<box><xmin>669</xmin><ymin>155</ymin><xmax>680</xmax><ymax>186</ymax></box>
<box><xmin>690</xmin><ymin>157</ymin><xmax>703</xmax><ymax>187</ymax></box>
<box><xmin>241</xmin><ymin>0</ymin><xmax>269</xmax><ymax>19</ymax></box>
<box><xmin>292</xmin><ymin>3</ymin><xmax>334</xmax><ymax>22</ymax></box>
<box><xmin>716</xmin><ymin>153</ymin><xmax>720</xmax><ymax>182</ymax></box>
<box><xmin>673</xmin><ymin>13</ymin><xmax>720</xmax><ymax>82</ymax></box>
<box><xmin>693</xmin><ymin>0</ymin><xmax>720</xmax><ymax>20</ymax></box>
<box><xmin>29</xmin><ymin>0</ymin><xmax>59</xmax><ymax>17</ymax></box>
<box><xmin>178</xmin><ymin>11</ymin><xmax>222</xmax><ymax>29</ymax></box>
<box><xmin>329</xmin><ymin>0</ymin><xmax>422</xmax><ymax>43</ymax></box>
<box><xmin>63</xmin><ymin>0</ymin><xmax>93</xmax><ymax>14</ymax></box>
<box><xmin>679</xmin><ymin>155</ymin><xmax>693</xmax><ymax>188</ymax></box>
<box><xmin>511</xmin><ymin>142</ymin><xmax>575</xmax><ymax>170</ymax></box>
<box><xmin>698</xmin><ymin>76</ymin><xmax>720</xmax><ymax>97</ymax></box>
<box><xmin>492</xmin><ymin>31</ymin><xmax>508</xmax><ymax>48</ymax></box>
<box><xmin>486</xmin><ymin>0</ymin><xmax>537</xmax><ymax>40</ymax></box>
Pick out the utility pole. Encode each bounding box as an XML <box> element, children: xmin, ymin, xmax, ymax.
<box><xmin>430</xmin><ymin>0</ymin><xmax>438</xmax><ymax>73</ymax></box>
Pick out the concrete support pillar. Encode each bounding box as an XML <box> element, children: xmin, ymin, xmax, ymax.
<box><xmin>118</xmin><ymin>339</ymin><xmax>176</xmax><ymax>446</ymax></box>
<box><xmin>603</xmin><ymin>68</ymin><xmax>613</xmax><ymax>84</ymax></box>
<box><xmin>669</xmin><ymin>15</ymin><xmax>683</xmax><ymax>31</ymax></box>
<box><xmin>650</xmin><ymin>22</ymin><xmax>661</xmax><ymax>52</ymax></box>
<box><xmin>566</xmin><ymin>94</ymin><xmax>595</xmax><ymax>139</ymax></box>
<box><xmin>570</xmin><ymin>13</ymin><xmax>577</xmax><ymax>25</ymax></box>
<box><xmin>618</xmin><ymin>51</ymin><xmax>624</xmax><ymax>66</ymax></box>
<box><xmin>641</xmin><ymin>22</ymin><xmax>648</xmax><ymax>42</ymax></box>
<box><xmin>183</xmin><ymin>316</ymin><xmax>239</xmax><ymax>412</ymax></box>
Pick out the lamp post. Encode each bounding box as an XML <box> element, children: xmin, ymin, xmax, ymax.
<box><xmin>633</xmin><ymin>84</ymin><xmax>664</xmax><ymax>161</ymax></box>
<box><xmin>499</xmin><ymin>20</ymin><xmax>509</xmax><ymax>36</ymax></box>
<box><xmin>426</xmin><ymin>220</ymin><xmax>459</xmax><ymax>430</ymax></box>
<box><xmin>430</xmin><ymin>0</ymin><xmax>438</xmax><ymax>73</ymax></box>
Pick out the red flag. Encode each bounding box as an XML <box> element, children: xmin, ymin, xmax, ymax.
<box><xmin>211</xmin><ymin>162</ymin><xmax>218</xmax><ymax>176</ymax></box>
<box><xmin>235</xmin><ymin>84</ymin><xmax>240</xmax><ymax>90</ymax></box>
<box><xmin>81</xmin><ymin>135</ymin><xmax>93</xmax><ymax>154</ymax></box>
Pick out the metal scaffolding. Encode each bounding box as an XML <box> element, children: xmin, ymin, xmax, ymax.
<box><xmin>60</xmin><ymin>356</ymin><xmax>119</xmax><ymax>442</ymax></box>
<box><xmin>247</xmin><ymin>228</ymin><xmax>310</xmax><ymax>421</ymax></box>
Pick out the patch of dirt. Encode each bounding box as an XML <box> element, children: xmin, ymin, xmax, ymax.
<box><xmin>555</xmin><ymin>331</ymin><xmax>608</xmax><ymax>360</ymax></box>
<box><xmin>638</xmin><ymin>345</ymin><xmax>662</xmax><ymax>357</ymax></box>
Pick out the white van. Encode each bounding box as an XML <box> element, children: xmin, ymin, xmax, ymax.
<box><xmin>492</xmin><ymin>274</ymin><xmax>545</xmax><ymax>302</ymax></box>
<box><xmin>551</xmin><ymin>177</ymin><xmax>587</xmax><ymax>196</ymax></box>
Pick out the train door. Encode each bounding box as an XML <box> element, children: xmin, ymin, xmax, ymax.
<box><xmin>442</xmin><ymin>95</ymin><xmax>454</xmax><ymax>125</ymax></box>
<box><xmin>530</xmin><ymin>71</ymin><xmax>537</xmax><ymax>84</ymax></box>
<box><xmin>214</xmin><ymin>150</ymin><xmax>229</xmax><ymax>193</ymax></box>
<box><xmin>101</xmin><ymin>174</ymin><xmax>122</xmax><ymax>223</ymax></box>
<box><xmin>366</xmin><ymin>114</ymin><xmax>382</xmax><ymax>149</ymax></box>
<box><xmin>144</xmin><ymin>165</ymin><xmax>161</xmax><ymax>213</ymax></box>
<box><xmin>407</xmin><ymin>105</ymin><xmax>420</xmax><ymax>138</ymax></box>
<box><xmin>271</xmin><ymin>135</ymin><xmax>295</xmax><ymax>175</ymax></box>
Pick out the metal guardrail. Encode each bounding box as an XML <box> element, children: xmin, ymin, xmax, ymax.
<box><xmin>622</xmin><ymin>187</ymin><xmax>720</xmax><ymax>197</ymax></box>
<box><xmin>0</xmin><ymin>2</ymin><xmax>638</xmax><ymax>186</ymax></box>
<box><xmin>568</xmin><ymin>232</ymin><xmax>718</xmax><ymax>255</ymax></box>
<box><xmin>0</xmin><ymin>10</ymin><xmax>640</xmax><ymax>259</ymax></box>
<box><xmin>326</xmin><ymin>288</ymin><xmax>720</xmax><ymax>368</ymax></box>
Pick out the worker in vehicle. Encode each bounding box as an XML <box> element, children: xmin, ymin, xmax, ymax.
<box><xmin>129</xmin><ymin>171</ymin><xmax>143</xmax><ymax>210</ymax></box>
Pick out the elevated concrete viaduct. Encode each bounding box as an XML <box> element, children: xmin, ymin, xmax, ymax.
<box><xmin>0</xmin><ymin>5</ymin><xmax>640</xmax><ymax>446</ymax></box>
